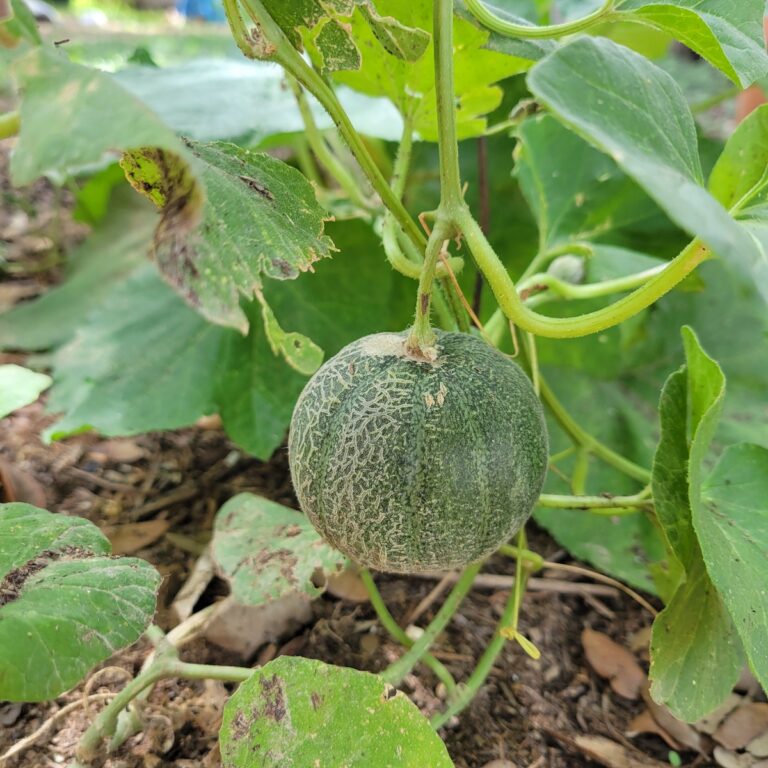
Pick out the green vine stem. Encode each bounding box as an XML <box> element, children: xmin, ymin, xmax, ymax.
<box><xmin>360</xmin><ymin>569</ymin><xmax>458</xmax><ymax>693</ymax></box>
<box><xmin>464</xmin><ymin>0</ymin><xmax>617</xmax><ymax>39</ymax></box>
<box><xmin>288</xmin><ymin>77</ymin><xmax>374</xmax><ymax>212</ymax></box>
<box><xmin>538</xmin><ymin>375</ymin><xmax>652</xmax><ymax>483</ymax></box>
<box><xmin>234</xmin><ymin>0</ymin><xmax>427</xmax><ymax>253</ymax></box>
<box><xmin>538</xmin><ymin>491</ymin><xmax>652</xmax><ymax>513</ymax></box>
<box><xmin>457</xmin><ymin>209</ymin><xmax>712</xmax><ymax>339</ymax></box>
<box><xmin>383</xmin><ymin>561</ymin><xmax>483</xmax><ymax>686</ymax></box>
<box><xmin>431</xmin><ymin>531</ymin><xmax>530</xmax><ymax>729</ymax></box>
<box><xmin>74</xmin><ymin>630</ymin><xmax>252</xmax><ymax>765</ymax></box>
<box><xmin>0</xmin><ymin>110</ymin><xmax>20</xmax><ymax>140</ymax></box>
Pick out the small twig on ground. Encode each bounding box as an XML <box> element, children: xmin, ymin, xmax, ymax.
<box><xmin>0</xmin><ymin>693</ymin><xmax>114</xmax><ymax>764</ymax></box>
<box><xmin>404</xmin><ymin>572</ymin><xmax>454</xmax><ymax>626</ymax></box>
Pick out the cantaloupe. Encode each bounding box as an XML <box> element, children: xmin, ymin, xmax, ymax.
<box><xmin>288</xmin><ymin>331</ymin><xmax>548</xmax><ymax>573</ymax></box>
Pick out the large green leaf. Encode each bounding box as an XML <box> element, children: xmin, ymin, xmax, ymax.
<box><xmin>113</xmin><ymin>58</ymin><xmax>404</xmax><ymax>143</ymax></box>
<box><xmin>0</xmin><ymin>503</ymin><xmax>160</xmax><ymax>701</ymax></box>
<box><xmin>527</xmin><ymin>37</ymin><xmax>766</xmax><ymax>299</ymax></box>
<box><xmin>0</xmin><ymin>365</ymin><xmax>51</xmax><ymax>419</ymax></box>
<box><xmin>617</xmin><ymin>0</ymin><xmax>768</xmax><ymax>88</ymax></box>
<box><xmin>212</xmin><ymin>494</ymin><xmax>345</xmax><ymax>604</ymax></box>
<box><xmin>0</xmin><ymin>188</ymin><xmax>154</xmax><ymax>351</ymax></box>
<box><xmin>697</xmin><ymin>443</ymin><xmax>768</xmax><ymax>696</ymax></box>
<box><xmin>122</xmin><ymin>140</ymin><xmax>335</xmax><ymax>333</ymax></box>
<box><xmin>514</xmin><ymin>113</ymin><xmax>661</xmax><ymax>248</ymax></box>
<box><xmin>46</xmin><ymin>266</ymin><xmax>222</xmax><ymax>441</ymax></box>
<box><xmin>336</xmin><ymin>0</ymin><xmax>532</xmax><ymax>139</ymax></box>
<box><xmin>220</xmin><ymin>656</ymin><xmax>454</xmax><ymax>767</ymax></box>
<box><xmin>649</xmin><ymin>328</ymin><xmax>743</xmax><ymax>721</ymax></box>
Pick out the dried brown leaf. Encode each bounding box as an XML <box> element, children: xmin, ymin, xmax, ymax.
<box><xmin>748</xmin><ymin>732</ymin><xmax>768</xmax><ymax>758</ymax></box>
<box><xmin>641</xmin><ymin>684</ymin><xmax>704</xmax><ymax>753</ymax></box>
<box><xmin>626</xmin><ymin>709</ymin><xmax>684</xmax><ymax>750</ymax></box>
<box><xmin>325</xmin><ymin>567</ymin><xmax>370</xmax><ymax>603</ymax></box>
<box><xmin>88</xmin><ymin>438</ymin><xmax>146</xmax><ymax>464</ymax></box>
<box><xmin>0</xmin><ymin>457</ymin><xmax>47</xmax><ymax>507</ymax></box>
<box><xmin>581</xmin><ymin>628</ymin><xmax>645</xmax><ymax>700</ymax></box>
<box><xmin>572</xmin><ymin>735</ymin><xmax>668</xmax><ymax>768</ymax></box>
<box><xmin>696</xmin><ymin>694</ymin><xmax>744</xmax><ymax>735</ymax></box>
<box><xmin>715</xmin><ymin>703</ymin><xmax>768</xmax><ymax>751</ymax></box>
<box><xmin>102</xmin><ymin>519</ymin><xmax>171</xmax><ymax>555</ymax></box>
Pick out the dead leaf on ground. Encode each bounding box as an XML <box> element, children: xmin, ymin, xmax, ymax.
<box><xmin>641</xmin><ymin>684</ymin><xmax>703</xmax><ymax>753</ymax></box>
<box><xmin>326</xmin><ymin>567</ymin><xmax>370</xmax><ymax>603</ymax></box>
<box><xmin>627</xmin><ymin>709</ymin><xmax>683</xmax><ymax>750</ymax></box>
<box><xmin>102</xmin><ymin>519</ymin><xmax>171</xmax><ymax>555</ymax></box>
<box><xmin>0</xmin><ymin>456</ymin><xmax>47</xmax><ymax>506</ymax></box>
<box><xmin>88</xmin><ymin>438</ymin><xmax>146</xmax><ymax>464</ymax></box>
<box><xmin>715</xmin><ymin>703</ymin><xmax>768</xmax><ymax>751</ymax></box>
<box><xmin>572</xmin><ymin>735</ymin><xmax>668</xmax><ymax>768</ymax></box>
<box><xmin>714</xmin><ymin>746</ymin><xmax>768</xmax><ymax>768</ymax></box>
<box><xmin>581</xmin><ymin>628</ymin><xmax>645</xmax><ymax>700</ymax></box>
<box><xmin>696</xmin><ymin>694</ymin><xmax>744</xmax><ymax>735</ymax></box>
<box><xmin>748</xmin><ymin>732</ymin><xmax>768</xmax><ymax>758</ymax></box>
<box><xmin>480</xmin><ymin>761</ymin><xmax>519</xmax><ymax>768</ymax></box>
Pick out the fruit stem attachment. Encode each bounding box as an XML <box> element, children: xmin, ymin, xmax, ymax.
<box><xmin>360</xmin><ymin>569</ymin><xmax>458</xmax><ymax>693</ymax></box>
<box><xmin>383</xmin><ymin>561</ymin><xmax>482</xmax><ymax>687</ymax></box>
<box><xmin>464</xmin><ymin>0</ymin><xmax>617</xmax><ymax>39</ymax></box>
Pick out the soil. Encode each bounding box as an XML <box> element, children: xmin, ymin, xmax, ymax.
<box><xmin>0</xmin><ymin>125</ymin><xmax>730</xmax><ymax>768</ymax></box>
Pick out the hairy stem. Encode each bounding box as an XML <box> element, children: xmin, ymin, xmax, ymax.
<box><xmin>289</xmin><ymin>78</ymin><xmax>373</xmax><ymax>211</ymax></box>
<box><xmin>538</xmin><ymin>492</ymin><xmax>652</xmax><ymax>512</ymax></box>
<box><xmin>360</xmin><ymin>569</ymin><xmax>457</xmax><ymax>693</ymax></box>
<box><xmin>464</xmin><ymin>0</ymin><xmax>617</xmax><ymax>39</ymax></box>
<box><xmin>383</xmin><ymin>561</ymin><xmax>483</xmax><ymax>686</ymax></box>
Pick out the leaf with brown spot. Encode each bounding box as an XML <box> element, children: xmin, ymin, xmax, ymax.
<box><xmin>581</xmin><ymin>628</ymin><xmax>646</xmax><ymax>700</ymax></box>
<box><xmin>122</xmin><ymin>140</ymin><xmax>336</xmax><ymax>333</ymax></box>
<box><xmin>212</xmin><ymin>493</ymin><xmax>345</xmax><ymax>606</ymax></box>
<box><xmin>0</xmin><ymin>503</ymin><xmax>159</xmax><ymax>701</ymax></box>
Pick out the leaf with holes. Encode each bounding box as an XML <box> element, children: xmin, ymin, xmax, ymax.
<box><xmin>212</xmin><ymin>494</ymin><xmax>346</xmax><ymax>604</ymax></box>
<box><xmin>122</xmin><ymin>140</ymin><xmax>336</xmax><ymax>333</ymax></box>
<box><xmin>259</xmin><ymin>0</ymin><xmax>429</xmax><ymax>72</ymax></box>
<box><xmin>0</xmin><ymin>503</ymin><xmax>160</xmax><ymax>701</ymax></box>
<box><xmin>220</xmin><ymin>656</ymin><xmax>454</xmax><ymax>767</ymax></box>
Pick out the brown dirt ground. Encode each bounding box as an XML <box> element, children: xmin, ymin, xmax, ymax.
<box><xmin>0</xmin><ymin>133</ymin><xmax>721</xmax><ymax>768</ymax></box>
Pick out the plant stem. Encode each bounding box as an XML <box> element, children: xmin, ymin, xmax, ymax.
<box><xmin>383</xmin><ymin>561</ymin><xmax>483</xmax><ymax>686</ymax></box>
<box><xmin>360</xmin><ymin>570</ymin><xmax>457</xmax><ymax>693</ymax></box>
<box><xmin>289</xmin><ymin>77</ymin><xmax>373</xmax><ymax>211</ymax></box>
<box><xmin>433</xmin><ymin>0</ymin><xmax>464</xmax><ymax>212</ymax></box>
<box><xmin>457</xmin><ymin>208</ymin><xmax>711</xmax><ymax>339</ymax></box>
<box><xmin>0</xmin><ymin>110</ymin><xmax>20</xmax><ymax>139</ymax></box>
<box><xmin>432</xmin><ymin>532</ymin><xmax>529</xmax><ymax>729</ymax></box>
<box><xmin>464</xmin><ymin>0</ymin><xmax>617</xmax><ymax>38</ymax></box>
<box><xmin>539</xmin><ymin>376</ymin><xmax>652</xmax><ymax>483</ymax></box>
<box><xmin>407</xmin><ymin>219</ymin><xmax>453</xmax><ymax>351</ymax></box>
<box><xmin>538</xmin><ymin>492</ymin><xmax>652</xmax><ymax>512</ymax></box>
<box><xmin>497</xmin><ymin>544</ymin><xmax>544</xmax><ymax>571</ymax></box>
<box><xmin>239</xmin><ymin>0</ymin><xmax>426</xmax><ymax>252</ymax></box>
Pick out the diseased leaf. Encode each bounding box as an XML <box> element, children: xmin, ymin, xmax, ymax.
<box><xmin>0</xmin><ymin>365</ymin><xmax>51</xmax><ymax>419</ymax></box>
<box><xmin>617</xmin><ymin>0</ymin><xmax>768</xmax><ymax>88</ymax></box>
<box><xmin>257</xmin><ymin>297</ymin><xmax>324</xmax><ymax>376</ymax></box>
<box><xmin>698</xmin><ymin>444</ymin><xmax>768</xmax><ymax>696</ymax></box>
<box><xmin>0</xmin><ymin>503</ymin><xmax>160</xmax><ymax>701</ymax></box>
<box><xmin>649</xmin><ymin>328</ymin><xmax>744</xmax><ymax>722</ymax></box>
<box><xmin>220</xmin><ymin>657</ymin><xmax>454</xmax><ymax>768</ymax></box>
<box><xmin>258</xmin><ymin>0</ymin><xmax>429</xmax><ymax>72</ymax></box>
<box><xmin>122</xmin><ymin>140</ymin><xmax>335</xmax><ymax>333</ymax></box>
<box><xmin>335</xmin><ymin>0</ymin><xmax>531</xmax><ymax>139</ymax></box>
<box><xmin>212</xmin><ymin>494</ymin><xmax>345</xmax><ymax>604</ymax></box>
<box><xmin>528</xmin><ymin>37</ymin><xmax>767</xmax><ymax>302</ymax></box>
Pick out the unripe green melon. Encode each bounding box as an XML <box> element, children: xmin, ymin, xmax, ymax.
<box><xmin>288</xmin><ymin>331</ymin><xmax>548</xmax><ymax>574</ymax></box>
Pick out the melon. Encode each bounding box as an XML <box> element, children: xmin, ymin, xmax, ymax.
<box><xmin>288</xmin><ymin>330</ymin><xmax>548</xmax><ymax>573</ymax></box>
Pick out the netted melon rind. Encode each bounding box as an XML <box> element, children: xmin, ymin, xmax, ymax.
<box><xmin>288</xmin><ymin>331</ymin><xmax>548</xmax><ymax>573</ymax></box>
